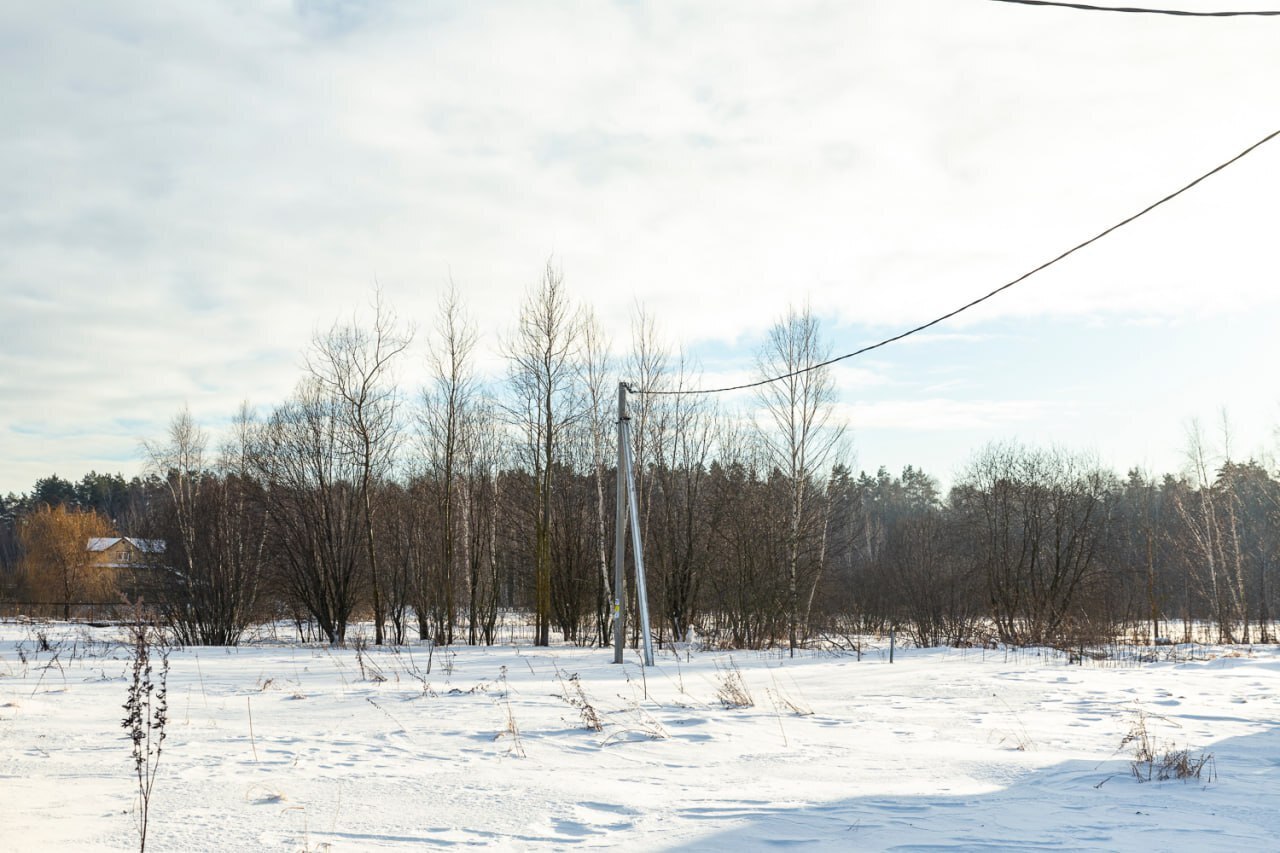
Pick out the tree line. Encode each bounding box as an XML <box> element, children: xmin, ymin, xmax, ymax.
<box><xmin>3</xmin><ymin>269</ymin><xmax>1277</xmax><ymax>650</ymax></box>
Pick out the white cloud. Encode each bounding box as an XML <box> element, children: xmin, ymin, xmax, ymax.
<box><xmin>3</xmin><ymin>1</ymin><xmax>1279</xmax><ymax>489</ymax></box>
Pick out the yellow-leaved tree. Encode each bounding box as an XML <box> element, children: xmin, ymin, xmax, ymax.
<box><xmin>19</xmin><ymin>505</ymin><xmax>117</xmax><ymax>618</ymax></box>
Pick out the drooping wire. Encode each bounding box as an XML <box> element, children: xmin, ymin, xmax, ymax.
<box><xmin>636</xmin><ymin>128</ymin><xmax>1280</xmax><ymax>397</ymax></box>
<box><xmin>989</xmin><ymin>0</ymin><xmax>1280</xmax><ymax>16</ymax></box>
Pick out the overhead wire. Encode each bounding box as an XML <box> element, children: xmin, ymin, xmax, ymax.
<box><xmin>989</xmin><ymin>0</ymin><xmax>1280</xmax><ymax>16</ymax></box>
<box><xmin>636</xmin><ymin>128</ymin><xmax>1280</xmax><ymax>397</ymax></box>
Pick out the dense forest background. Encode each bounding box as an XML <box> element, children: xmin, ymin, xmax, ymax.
<box><xmin>4</xmin><ymin>273</ymin><xmax>1277</xmax><ymax>651</ymax></box>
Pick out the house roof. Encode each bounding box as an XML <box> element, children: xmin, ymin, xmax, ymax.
<box><xmin>86</xmin><ymin>537</ymin><xmax>166</xmax><ymax>553</ymax></box>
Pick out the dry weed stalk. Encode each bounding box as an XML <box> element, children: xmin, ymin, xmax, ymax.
<box><xmin>495</xmin><ymin>666</ymin><xmax>525</xmax><ymax>757</ymax></box>
<box><xmin>768</xmin><ymin>671</ymin><xmax>814</xmax><ymax>716</ymax></box>
<box><xmin>121</xmin><ymin>606</ymin><xmax>169</xmax><ymax>852</ymax></box>
<box><xmin>715</xmin><ymin>659</ymin><xmax>754</xmax><ymax>709</ymax></box>
<box><xmin>555</xmin><ymin>668</ymin><xmax>603</xmax><ymax>732</ymax></box>
<box><xmin>351</xmin><ymin>637</ymin><xmax>386</xmax><ymax>683</ymax></box>
<box><xmin>390</xmin><ymin>648</ymin><xmax>437</xmax><ymax>697</ymax></box>
<box><xmin>1123</xmin><ymin>708</ymin><xmax>1216</xmax><ymax>784</ymax></box>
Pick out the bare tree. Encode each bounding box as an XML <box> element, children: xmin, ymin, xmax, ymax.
<box><xmin>957</xmin><ymin>442</ymin><xmax>1113</xmax><ymax>646</ymax></box>
<box><xmin>503</xmin><ymin>260</ymin><xmax>581</xmax><ymax>646</ymax></box>
<box><xmin>417</xmin><ymin>283</ymin><xmax>479</xmax><ymax>644</ymax></box>
<box><xmin>1180</xmin><ymin>420</ymin><xmax>1231</xmax><ymax>640</ymax></box>
<box><xmin>869</xmin><ymin>468</ymin><xmax>981</xmax><ymax>647</ymax></box>
<box><xmin>252</xmin><ymin>378</ymin><xmax>366</xmax><ymax>645</ymax></box>
<box><xmin>627</xmin><ymin>305</ymin><xmax>669</xmax><ymax>550</ymax></box>
<box><xmin>1113</xmin><ymin>468</ymin><xmax>1167</xmax><ymax>644</ymax></box>
<box><xmin>577</xmin><ymin>309</ymin><xmax>615</xmax><ymax>645</ymax></box>
<box><xmin>142</xmin><ymin>406</ymin><xmax>205</xmax><ymax>591</ymax></box>
<box><xmin>703</xmin><ymin>418</ymin><xmax>787</xmax><ymax>648</ymax></box>
<box><xmin>1175</xmin><ymin>418</ymin><xmax>1251</xmax><ymax>642</ymax></box>
<box><xmin>649</xmin><ymin>350</ymin><xmax>717</xmax><ymax>645</ymax></box>
<box><xmin>306</xmin><ymin>292</ymin><xmax>412</xmax><ymax>644</ymax></box>
<box><xmin>377</xmin><ymin>480</ymin><xmax>420</xmax><ymax>645</ymax></box>
<box><xmin>461</xmin><ymin>397</ymin><xmax>505</xmax><ymax>644</ymax></box>
<box><xmin>144</xmin><ymin>406</ymin><xmax>266</xmax><ymax>645</ymax></box>
<box><xmin>622</xmin><ymin>304</ymin><xmax>675</xmax><ymax>648</ymax></box>
<box><xmin>1224</xmin><ymin>459</ymin><xmax>1280</xmax><ymax>644</ymax></box>
<box><xmin>755</xmin><ymin>305</ymin><xmax>845</xmax><ymax>656</ymax></box>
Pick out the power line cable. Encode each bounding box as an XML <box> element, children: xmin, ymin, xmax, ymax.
<box><xmin>638</xmin><ymin>127</ymin><xmax>1280</xmax><ymax>397</ymax></box>
<box><xmin>990</xmin><ymin>0</ymin><xmax>1280</xmax><ymax>16</ymax></box>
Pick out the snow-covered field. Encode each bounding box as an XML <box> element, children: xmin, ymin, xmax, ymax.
<box><xmin>2</xmin><ymin>621</ymin><xmax>1278</xmax><ymax>851</ymax></box>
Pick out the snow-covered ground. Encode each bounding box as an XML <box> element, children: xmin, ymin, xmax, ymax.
<box><xmin>2</xmin><ymin>621</ymin><xmax>1277</xmax><ymax>851</ymax></box>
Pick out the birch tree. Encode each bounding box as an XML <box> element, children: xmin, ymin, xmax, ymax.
<box><xmin>418</xmin><ymin>284</ymin><xmax>478</xmax><ymax>644</ymax></box>
<box><xmin>755</xmin><ymin>305</ymin><xmax>844</xmax><ymax>656</ymax></box>
<box><xmin>578</xmin><ymin>310</ymin><xmax>616</xmax><ymax>645</ymax></box>
<box><xmin>503</xmin><ymin>260</ymin><xmax>581</xmax><ymax>646</ymax></box>
<box><xmin>306</xmin><ymin>293</ymin><xmax>412</xmax><ymax>644</ymax></box>
<box><xmin>145</xmin><ymin>405</ymin><xmax>266</xmax><ymax>645</ymax></box>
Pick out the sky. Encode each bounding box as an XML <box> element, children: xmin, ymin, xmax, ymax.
<box><xmin>3</xmin><ymin>0</ymin><xmax>1280</xmax><ymax>495</ymax></box>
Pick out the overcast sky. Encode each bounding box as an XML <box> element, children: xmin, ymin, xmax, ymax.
<box><xmin>3</xmin><ymin>0</ymin><xmax>1279</xmax><ymax>495</ymax></box>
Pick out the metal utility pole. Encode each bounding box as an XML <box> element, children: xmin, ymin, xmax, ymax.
<box><xmin>613</xmin><ymin>382</ymin><xmax>654</xmax><ymax>667</ymax></box>
<box><xmin>622</xmin><ymin>408</ymin><xmax>655</xmax><ymax>667</ymax></box>
<box><xmin>613</xmin><ymin>383</ymin><xmax>628</xmax><ymax>664</ymax></box>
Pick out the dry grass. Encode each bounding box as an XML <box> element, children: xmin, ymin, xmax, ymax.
<box><xmin>1123</xmin><ymin>709</ymin><xmax>1216</xmax><ymax>784</ymax></box>
<box><xmin>714</xmin><ymin>659</ymin><xmax>754</xmax><ymax>709</ymax></box>
<box><xmin>554</xmin><ymin>668</ymin><xmax>603</xmax><ymax>732</ymax></box>
<box><xmin>767</xmin><ymin>671</ymin><xmax>814</xmax><ymax>717</ymax></box>
<box><xmin>494</xmin><ymin>666</ymin><xmax>525</xmax><ymax>757</ymax></box>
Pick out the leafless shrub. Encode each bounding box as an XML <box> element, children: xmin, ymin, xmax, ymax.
<box><xmin>607</xmin><ymin>669</ymin><xmax>672</xmax><ymax>744</ymax></box>
<box><xmin>1123</xmin><ymin>709</ymin><xmax>1216</xmax><ymax>784</ymax></box>
<box><xmin>554</xmin><ymin>667</ymin><xmax>603</xmax><ymax>732</ymax></box>
<box><xmin>714</xmin><ymin>659</ymin><xmax>754</xmax><ymax>709</ymax></box>
<box><xmin>1146</xmin><ymin>748</ymin><xmax>1216</xmax><ymax>783</ymax></box>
